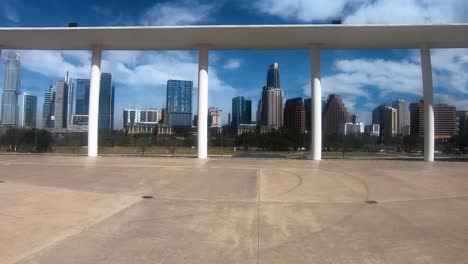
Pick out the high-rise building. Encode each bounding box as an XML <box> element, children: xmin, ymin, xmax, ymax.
<box><xmin>267</xmin><ymin>63</ymin><xmax>280</xmax><ymax>89</ymax></box>
<box><xmin>392</xmin><ymin>99</ymin><xmax>410</xmax><ymax>136</ymax></box>
<box><xmin>284</xmin><ymin>97</ymin><xmax>305</xmax><ymax>130</ymax></box>
<box><xmin>1</xmin><ymin>52</ymin><xmax>21</xmax><ymax>127</ymax></box>
<box><xmin>304</xmin><ymin>99</ymin><xmax>311</xmax><ymax>131</ymax></box>
<box><xmin>372</xmin><ymin>105</ymin><xmax>398</xmax><ymax>138</ymax></box>
<box><xmin>365</xmin><ymin>124</ymin><xmax>380</xmax><ymax>137</ymax></box>
<box><xmin>208</xmin><ymin>107</ymin><xmax>222</xmax><ymax>128</ymax></box>
<box><xmin>261</xmin><ymin>86</ymin><xmax>283</xmax><ymax>128</ymax></box>
<box><xmin>42</xmin><ymin>85</ymin><xmax>55</xmax><ymax>128</ymax></box>
<box><xmin>232</xmin><ymin>96</ymin><xmax>251</xmax><ymax>127</ymax></box>
<box><xmin>261</xmin><ymin>63</ymin><xmax>284</xmax><ymax>128</ymax></box>
<box><xmin>99</xmin><ymin>73</ymin><xmax>115</xmax><ymax>131</ymax></box>
<box><xmin>256</xmin><ymin>99</ymin><xmax>262</xmax><ymax>124</ymax></box>
<box><xmin>74</xmin><ymin>79</ymin><xmax>90</xmax><ymax>115</ymax></box>
<box><xmin>322</xmin><ymin>94</ymin><xmax>350</xmax><ymax>136</ymax></box>
<box><xmin>65</xmin><ymin>73</ymin><xmax>74</xmax><ymax>126</ymax></box>
<box><xmin>166</xmin><ymin>79</ymin><xmax>193</xmax><ymax>127</ymax></box>
<box><xmin>457</xmin><ymin>111</ymin><xmax>468</xmax><ymax>136</ymax></box>
<box><xmin>352</xmin><ymin>114</ymin><xmax>360</xmax><ymax>124</ymax></box>
<box><xmin>21</xmin><ymin>93</ymin><xmax>37</xmax><ymax>128</ymax></box>
<box><xmin>410</xmin><ymin>100</ymin><xmax>457</xmax><ymax>139</ymax></box>
<box><xmin>53</xmin><ymin>80</ymin><xmax>69</xmax><ymax>130</ymax></box>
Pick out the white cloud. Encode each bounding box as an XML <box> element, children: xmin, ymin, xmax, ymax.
<box><xmin>20</xmin><ymin>50</ymin><xmax>90</xmax><ymax>80</ymax></box>
<box><xmin>253</xmin><ymin>0</ymin><xmax>362</xmax><ymax>22</ymax></box>
<box><xmin>302</xmin><ymin>48</ymin><xmax>468</xmax><ymax>123</ymax></box>
<box><xmin>223</xmin><ymin>59</ymin><xmax>241</xmax><ymax>70</ymax></box>
<box><xmin>1</xmin><ymin>0</ymin><xmax>20</xmax><ymax>23</ymax></box>
<box><xmin>140</xmin><ymin>1</ymin><xmax>216</xmax><ymax>26</ymax></box>
<box><xmin>253</xmin><ymin>0</ymin><xmax>468</xmax><ymax>24</ymax></box>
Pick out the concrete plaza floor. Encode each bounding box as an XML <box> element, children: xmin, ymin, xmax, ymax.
<box><xmin>1</xmin><ymin>155</ymin><xmax>468</xmax><ymax>264</ymax></box>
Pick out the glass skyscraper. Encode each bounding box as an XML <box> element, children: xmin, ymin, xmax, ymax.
<box><xmin>22</xmin><ymin>93</ymin><xmax>37</xmax><ymax>128</ymax></box>
<box><xmin>166</xmin><ymin>80</ymin><xmax>193</xmax><ymax>127</ymax></box>
<box><xmin>1</xmin><ymin>52</ymin><xmax>21</xmax><ymax>126</ymax></box>
<box><xmin>75</xmin><ymin>79</ymin><xmax>90</xmax><ymax>115</ymax></box>
<box><xmin>53</xmin><ymin>80</ymin><xmax>69</xmax><ymax>130</ymax></box>
<box><xmin>262</xmin><ymin>63</ymin><xmax>283</xmax><ymax>128</ymax></box>
<box><xmin>99</xmin><ymin>73</ymin><xmax>115</xmax><ymax>131</ymax></box>
<box><xmin>267</xmin><ymin>62</ymin><xmax>280</xmax><ymax>89</ymax></box>
<box><xmin>231</xmin><ymin>96</ymin><xmax>252</xmax><ymax>128</ymax></box>
<box><xmin>42</xmin><ymin>85</ymin><xmax>55</xmax><ymax>128</ymax></box>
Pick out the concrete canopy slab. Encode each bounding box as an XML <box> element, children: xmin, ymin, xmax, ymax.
<box><xmin>1</xmin><ymin>24</ymin><xmax>468</xmax><ymax>50</ymax></box>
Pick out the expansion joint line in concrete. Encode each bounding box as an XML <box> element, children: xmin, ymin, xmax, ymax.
<box><xmin>10</xmin><ymin>196</ymin><xmax>141</xmax><ymax>264</ymax></box>
<box><xmin>256</xmin><ymin>168</ymin><xmax>261</xmax><ymax>264</ymax></box>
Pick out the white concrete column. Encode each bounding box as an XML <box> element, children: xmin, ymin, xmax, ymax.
<box><xmin>197</xmin><ymin>47</ymin><xmax>209</xmax><ymax>159</ymax></box>
<box><xmin>310</xmin><ymin>46</ymin><xmax>322</xmax><ymax>161</ymax></box>
<box><xmin>88</xmin><ymin>47</ymin><xmax>102</xmax><ymax>157</ymax></box>
<box><xmin>420</xmin><ymin>45</ymin><xmax>435</xmax><ymax>162</ymax></box>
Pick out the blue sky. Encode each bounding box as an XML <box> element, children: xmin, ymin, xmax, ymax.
<box><xmin>1</xmin><ymin>0</ymin><xmax>468</xmax><ymax>128</ymax></box>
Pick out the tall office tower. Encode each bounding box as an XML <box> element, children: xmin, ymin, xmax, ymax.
<box><xmin>284</xmin><ymin>97</ymin><xmax>305</xmax><ymax>130</ymax></box>
<box><xmin>392</xmin><ymin>99</ymin><xmax>410</xmax><ymax>136</ymax></box>
<box><xmin>21</xmin><ymin>93</ymin><xmax>37</xmax><ymax>128</ymax></box>
<box><xmin>99</xmin><ymin>73</ymin><xmax>115</xmax><ymax>131</ymax></box>
<box><xmin>304</xmin><ymin>99</ymin><xmax>311</xmax><ymax>131</ymax></box>
<box><xmin>352</xmin><ymin>114</ymin><xmax>360</xmax><ymax>124</ymax></box>
<box><xmin>166</xmin><ymin>79</ymin><xmax>193</xmax><ymax>127</ymax></box>
<box><xmin>42</xmin><ymin>85</ymin><xmax>55</xmax><ymax>128</ymax></box>
<box><xmin>457</xmin><ymin>111</ymin><xmax>468</xmax><ymax>136</ymax></box>
<box><xmin>409</xmin><ymin>101</ymin><xmax>421</xmax><ymax>137</ymax></box>
<box><xmin>256</xmin><ymin>99</ymin><xmax>262</xmax><ymax>124</ymax></box>
<box><xmin>65</xmin><ymin>72</ymin><xmax>75</xmax><ymax>125</ymax></box>
<box><xmin>261</xmin><ymin>86</ymin><xmax>283</xmax><ymax>128</ymax></box>
<box><xmin>53</xmin><ymin>80</ymin><xmax>69</xmax><ymax>130</ymax></box>
<box><xmin>322</xmin><ymin>94</ymin><xmax>350</xmax><ymax>136</ymax></box>
<box><xmin>261</xmin><ymin>63</ymin><xmax>284</xmax><ymax>128</ymax></box>
<box><xmin>372</xmin><ymin>104</ymin><xmax>398</xmax><ymax>138</ymax></box>
<box><xmin>231</xmin><ymin>96</ymin><xmax>252</xmax><ymax>127</ymax></box>
<box><xmin>267</xmin><ymin>62</ymin><xmax>280</xmax><ymax>89</ymax></box>
<box><xmin>208</xmin><ymin>107</ymin><xmax>221</xmax><ymax>127</ymax></box>
<box><xmin>74</xmin><ymin>79</ymin><xmax>90</xmax><ymax>115</ymax></box>
<box><xmin>161</xmin><ymin>108</ymin><xmax>168</xmax><ymax>124</ymax></box>
<box><xmin>1</xmin><ymin>52</ymin><xmax>21</xmax><ymax>127</ymax></box>
<box><xmin>410</xmin><ymin>100</ymin><xmax>457</xmax><ymax>139</ymax></box>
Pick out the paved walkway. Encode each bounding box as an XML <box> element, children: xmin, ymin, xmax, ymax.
<box><xmin>1</xmin><ymin>155</ymin><xmax>468</xmax><ymax>264</ymax></box>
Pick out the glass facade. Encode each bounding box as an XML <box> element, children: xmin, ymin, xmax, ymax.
<box><xmin>231</xmin><ymin>96</ymin><xmax>252</xmax><ymax>128</ymax></box>
<box><xmin>166</xmin><ymin>80</ymin><xmax>193</xmax><ymax>127</ymax></box>
<box><xmin>75</xmin><ymin>79</ymin><xmax>90</xmax><ymax>115</ymax></box>
<box><xmin>98</xmin><ymin>73</ymin><xmax>115</xmax><ymax>131</ymax></box>
<box><xmin>1</xmin><ymin>52</ymin><xmax>21</xmax><ymax>126</ymax></box>
<box><xmin>22</xmin><ymin>94</ymin><xmax>37</xmax><ymax>128</ymax></box>
<box><xmin>267</xmin><ymin>62</ymin><xmax>280</xmax><ymax>89</ymax></box>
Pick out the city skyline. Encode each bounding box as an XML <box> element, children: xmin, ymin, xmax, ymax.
<box><xmin>1</xmin><ymin>54</ymin><xmax>466</xmax><ymax>134</ymax></box>
<box><xmin>0</xmin><ymin>1</ymin><xmax>467</xmax><ymax>129</ymax></box>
